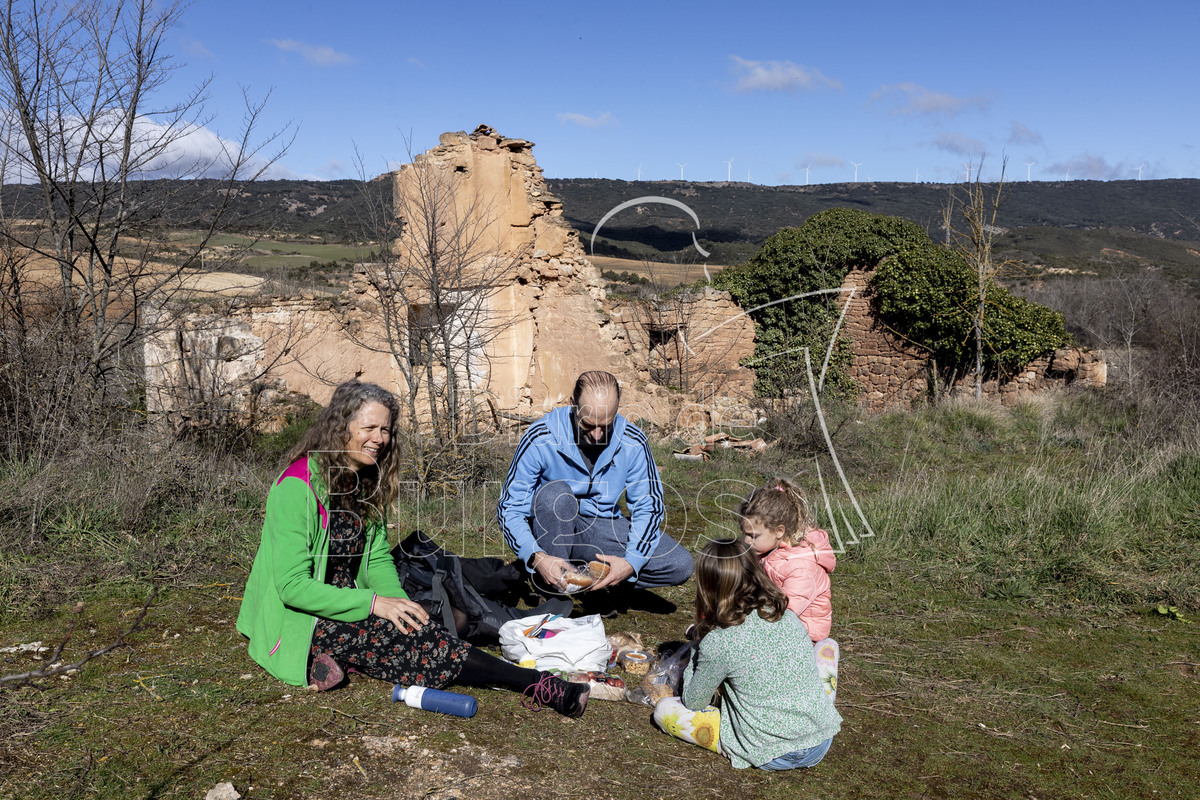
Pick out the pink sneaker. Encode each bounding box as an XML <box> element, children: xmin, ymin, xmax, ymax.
<box><xmin>521</xmin><ymin>672</ymin><xmax>589</xmax><ymax>718</ymax></box>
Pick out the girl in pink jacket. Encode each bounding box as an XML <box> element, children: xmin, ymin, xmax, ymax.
<box><xmin>738</xmin><ymin>477</ymin><xmax>836</xmax><ymax>643</ymax></box>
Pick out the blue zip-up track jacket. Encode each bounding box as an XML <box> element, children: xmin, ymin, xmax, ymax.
<box><xmin>497</xmin><ymin>406</ymin><xmax>665</xmax><ymax>577</ymax></box>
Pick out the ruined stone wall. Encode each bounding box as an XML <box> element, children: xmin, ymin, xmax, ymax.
<box><xmin>840</xmin><ymin>268</ymin><xmax>1107</xmax><ymax>411</ymax></box>
<box><xmin>605</xmin><ymin>287</ymin><xmax>755</xmax><ymax>399</ymax></box>
<box><xmin>144</xmin><ymin>127</ymin><xmax>759</xmax><ymax>434</ymax></box>
<box><xmin>143</xmin><ymin>297</ymin><xmax>384</xmax><ymax>431</ymax></box>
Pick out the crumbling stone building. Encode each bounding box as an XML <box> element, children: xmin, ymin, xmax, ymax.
<box><xmin>144</xmin><ymin>127</ymin><xmax>1104</xmax><ymax>433</ymax></box>
<box><xmin>144</xmin><ymin>127</ymin><xmax>757</xmax><ymax>434</ymax></box>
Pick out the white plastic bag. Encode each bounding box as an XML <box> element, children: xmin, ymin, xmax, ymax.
<box><xmin>498</xmin><ymin>613</ymin><xmax>609</xmax><ymax>672</ymax></box>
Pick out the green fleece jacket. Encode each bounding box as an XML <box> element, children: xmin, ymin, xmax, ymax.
<box><xmin>235</xmin><ymin>455</ymin><xmax>407</xmax><ymax>686</ymax></box>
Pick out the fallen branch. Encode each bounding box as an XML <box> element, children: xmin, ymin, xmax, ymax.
<box><xmin>0</xmin><ymin>587</ymin><xmax>158</xmax><ymax>688</ymax></box>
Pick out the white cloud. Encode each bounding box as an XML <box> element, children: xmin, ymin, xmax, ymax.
<box><xmin>932</xmin><ymin>132</ymin><xmax>987</xmax><ymax>156</ymax></box>
<box><xmin>730</xmin><ymin>56</ymin><xmax>842</xmax><ymax>93</ymax></box>
<box><xmin>870</xmin><ymin>82</ymin><xmax>987</xmax><ymax>116</ymax></box>
<box><xmin>556</xmin><ymin>112</ymin><xmax>615</xmax><ymax>127</ymax></box>
<box><xmin>803</xmin><ymin>153</ymin><xmax>845</xmax><ymax>168</ymax></box>
<box><xmin>407</xmin><ymin>56</ymin><xmax>426</xmax><ymax>69</ymax></box>
<box><xmin>1046</xmin><ymin>154</ymin><xmax>1146</xmax><ymax>181</ymax></box>
<box><xmin>268</xmin><ymin>39</ymin><xmax>353</xmax><ymax>67</ymax></box>
<box><xmin>1008</xmin><ymin>122</ymin><xmax>1043</xmax><ymax>146</ymax></box>
<box><xmin>2</xmin><ymin>111</ymin><xmax>287</xmax><ymax>182</ymax></box>
<box><xmin>316</xmin><ymin>159</ymin><xmax>348</xmax><ymax>179</ymax></box>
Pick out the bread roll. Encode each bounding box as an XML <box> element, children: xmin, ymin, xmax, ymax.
<box><xmin>562</xmin><ymin>570</ymin><xmax>594</xmax><ymax>588</ymax></box>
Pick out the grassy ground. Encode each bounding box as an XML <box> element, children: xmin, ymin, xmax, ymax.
<box><xmin>1</xmin><ymin>391</ymin><xmax>1197</xmax><ymax>799</ymax></box>
<box><xmin>164</xmin><ymin>231</ymin><xmax>367</xmax><ymax>293</ymax></box>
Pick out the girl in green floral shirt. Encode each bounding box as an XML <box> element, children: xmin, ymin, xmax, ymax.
<box><xmin>653</xmin><ymin>539</ymin><xmax>841</xmax><ymax>770</ymax></box>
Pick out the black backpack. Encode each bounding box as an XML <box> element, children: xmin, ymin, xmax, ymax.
<box><xmin>391</xmin><ymin>530</ymin><xmax>571</xmax><ymax>642</ymax></box>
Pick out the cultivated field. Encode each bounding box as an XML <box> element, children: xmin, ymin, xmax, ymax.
<box><xmin>587</xmin><ymin>255</ymin><xmax>728</xmax><ymax>287</ymax></box>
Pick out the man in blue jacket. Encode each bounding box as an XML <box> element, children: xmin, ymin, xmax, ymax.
<box><xmin>497</xmin><ymin>371</ymin><xmax>694</xmax><ymax>595</ymax></box>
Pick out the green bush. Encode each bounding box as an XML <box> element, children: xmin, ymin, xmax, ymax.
<box><xmin>715</xmin><ymin>207</ymin><xmax>1069</xmax><ymax>396</ymax></box>
<box><xmin>716</xmin><ymin>208</ymin><xmax>918</xmax><ymax>396</ymax></box>
<box><xmin>600</xmin><ymin>269</ymin><xmax>650</xmax><ymax>286</ymax></box>
<box><xmin>872</xmin><ymin>238</ymin><xmax>1069</xmax><ymax>376</ymax></box>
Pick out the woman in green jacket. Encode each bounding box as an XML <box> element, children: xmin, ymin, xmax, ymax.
<box><xmin>236</xmin><ymin>380</ymin><xmax>588</xmax><ymax>717</ymax></box>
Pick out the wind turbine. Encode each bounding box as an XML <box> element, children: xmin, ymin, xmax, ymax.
<box><xmin>676</xmin><ymin>162</ymin><xmax>687</xmax><ymax>180</ymax></box>
<box><xmin>915</xmin><ymin>168</ymin><xmax>920</xmax><ymax>182</ymax></box>
<box><xmin>1023</xmin><ymin>161</ymin><xmax>1036</xmax><ymax>181</ymax></box>
<box><xmin>802</xmin><ymin>163</ymin><xmax>811</xmax><ymax>185</ymax></box>
<box><xmin>1064</xmin><ymin>168</ymin><xmax>1070</xmax><ymax>180</ymax></box>
<box><xmin>723</xmin><ymin>157</ymin><xmax>735</xmax><ymax>182</ymax></box>
<box><xmin>851</xmin><ymin>161</ymin><xmax>862</xmax><ymax>183</ymax></box>
<box><xmin>962</xmin><ymin>163</ymin><xmax>971</xmax><ymax>182</ymax></box>
<box><xmin>1135</xmin><ymin>162</ymin><xmax>1145</xmax><ymax>180</ymax></box>
<box><xmin>746</xmin><ymin>169</ymin><xmax>752</xmax><ymax>182</ymax></box>
<box><xmin>636</xmin><ymin>164</ymin><xmax>642</xmax><ymax>181</ymax></box>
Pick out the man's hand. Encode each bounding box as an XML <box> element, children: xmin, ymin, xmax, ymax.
<box><xmin>531</xmin><ymin>551</ymin><xmax>572</xmax><ymax>592</ymax></box>
<box><xmin>371</xmin><ymin>596</ymin><xmax>430</xmax><ymax>634</ymax></box>
<box><xmin>589</xmin><ymin>554</ymin><xmax>634</xmax><ymax>591</ymax></box>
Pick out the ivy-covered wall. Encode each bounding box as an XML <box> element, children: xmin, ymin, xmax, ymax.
<box><xmin>713</xmin><ymin>208</ymin><xmax>1070</xmax><ymax>398</ymax></box>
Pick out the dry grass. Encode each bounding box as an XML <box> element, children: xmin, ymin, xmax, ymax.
<box><xmin>2</xmin><ymin>391</ymin><xmax>1198</xmax><ymax>798</ymax></box>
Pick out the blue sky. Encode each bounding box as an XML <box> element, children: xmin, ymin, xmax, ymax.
<box><xmin>172</xmin><ymin>0</ymin><xmax>1200</xmax><ymax>185</ymax></box>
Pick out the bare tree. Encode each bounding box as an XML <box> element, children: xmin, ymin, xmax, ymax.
<box><xmin>347</xmin><ymin>140</ymin><xmax>528</xmax><ymax>484</ymax></box>
<box><xmin>0</xmin><ymin>0</ymin><xmax>290</xmax><ymax>457</ymax></box>
<box><xmin>628</xmin><ymin>256</ymin><xmax>701</xmax><ymax>392</ymax></box>
<box><xmin>946</xmin><ymin>156</ymin><xmax>1015</xmax><ymax>398</ymax></box>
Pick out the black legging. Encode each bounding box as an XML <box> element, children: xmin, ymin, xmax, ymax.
<box><xmin>456</xmin><ymin>646</ymin><xmax>543</xmax><ymax>691</ymax></box>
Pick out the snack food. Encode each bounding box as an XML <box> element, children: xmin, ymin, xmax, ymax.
<box><xmin>606</xmin><ymin>632</ymin><xmax>644</xmax><ymax>652</ymax></box>
<box><xmin>620</xmin><ymin>650</ymin><xmax>651</xmax><ymax>675</ymax></box>
<box><xmin>646</xmin><ymin>683</ymin><xmax>674</xmax><ymax>704</ymax></box>
<box><xmin>564</xmin><ymin>670</ymin><xmax>626</xmax><ymax>701</ymax></box>
<box><xmin>562</xmin><ymin>569</ymin><xmax>594</xmax><ymax>589</ymax></box>
<box><xmin>562</xmin><ymin>560</ymin><xmax>613</xmax><ymax>591</ymax></box>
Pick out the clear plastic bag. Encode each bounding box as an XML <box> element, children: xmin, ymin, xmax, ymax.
<box><xmin>625</xmin><ymin>643</ymin><xmax>693</xmax><ymax>707</ymax></box>
<box><xmin>560</xmin><ymin>560</ymin><xmax>612</xmax><ymax>593</ymax></box>
<box><xmin>563</xmin><ymin>670</ymin><xmax>626</xmax><ymax>702</ymax></box>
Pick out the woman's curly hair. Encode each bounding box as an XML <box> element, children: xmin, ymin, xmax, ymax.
<box><xmin>693</xmin><ymin>538</ymin><xmax>788</xmax><ymax>641</ymax></box>
<box><xmin>284</xmin><ymin>380</ymin><xmax>401</xmax><ymax>521</ymax></box>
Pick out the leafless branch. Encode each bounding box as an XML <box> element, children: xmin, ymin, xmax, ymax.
<box><xmin>0</xmin><ymin>586</ymin><xmax>158</xmax><ymax>688</ymax></box>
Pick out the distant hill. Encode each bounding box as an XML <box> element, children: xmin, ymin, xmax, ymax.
<box><xmin>0</xmin><ymin>178</ymin><xmax>389</xmax><ymax>241</ymax></box>
<box><xmin>546</xmin><ymin>178</ymin><xmax>1200</xmax><ymax>263</ymax></box>
<box><xmin>4</xmin><ymin>176</ymin><xmax>1197</xmax><ymax>282</ymax></box>
<box><xmin>545</xmin><ymin>178</ymin><xmax>1200</xmax><ymax>288</ymax></box>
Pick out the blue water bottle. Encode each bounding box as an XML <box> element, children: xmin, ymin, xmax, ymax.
<box><xmin>391</xmin><ymin>684</ymin><xmax>478</xmax><ymax>718</ymax></box>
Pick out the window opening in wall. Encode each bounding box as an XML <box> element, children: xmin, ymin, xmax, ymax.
<box><xmin>407</xmin><ymin>303</ymin><xmax>457</xmax><ymax>366</ymax></box>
